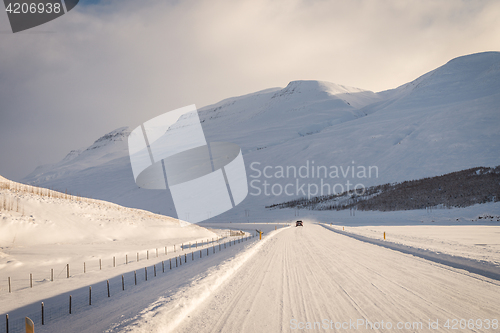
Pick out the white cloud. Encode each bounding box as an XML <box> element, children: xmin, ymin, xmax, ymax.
<box><xmin>0</xmin><ymin>0</ymin><xmax>499</xmax><ymax>179</ymax></box>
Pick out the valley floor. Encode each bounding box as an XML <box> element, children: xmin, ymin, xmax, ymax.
<box><xmin>2</xmin><ymin>221</ymin><xmax>500</xmax><ymax>332</ymax></box>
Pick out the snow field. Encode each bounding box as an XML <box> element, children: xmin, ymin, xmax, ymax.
<box><xmin>0</xmin><ymin>232</ymin><xmax>258</xmax><ymax>333</ymax></box>
<box><xmin>0</xmin><ymin>177</ymin><xmax>231</xmax><ymax>315</ymax></box>
<box><xmin>1</xmin><ymin>228</ymin><xmax>280</xmax><ymax>333</ymax></box>
<box><xmin>325</xmin><ymin>224</ymin><xmax>500</xmax><ymax>266</ymax></box>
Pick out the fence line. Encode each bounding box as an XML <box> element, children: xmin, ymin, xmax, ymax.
<box><xmin>2</xmin><ymin>233</ymin><xmax>237</xmax><ymax>295</ymax></box>
<box><xmin>0</xmin><ymin>232</ymin><xmax>261</xmax><ymax>333</ymax></box>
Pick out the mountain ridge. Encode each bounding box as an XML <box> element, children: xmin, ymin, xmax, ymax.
<box><xmin>22</xmin><ymin>51</ymin><xmax>500</xmax><ymax>220</ymax></box>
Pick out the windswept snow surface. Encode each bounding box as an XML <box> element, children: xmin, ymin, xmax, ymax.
<box><xmin>1</xmin><ymin>229</ymin><xmax>272</xmax><ymax>333</ymax></box>
<box><xmin>0</xmin><ymin>176</ymin><xmax>218</xmax><ymax>314</ymax></box>
<box><xmin>324</xmin><ymin>224</ymin><xmax>500</xmax><ymax>267</ymax></box>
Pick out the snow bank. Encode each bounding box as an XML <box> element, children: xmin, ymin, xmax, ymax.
<box><xmin>320</xmin><ymin>223</ymin><xmax>500</xmax><ymax>281</ymax></box>
<box><xmin>0</xmin><ymin>175</ymin><xmax>218</xmax><ymax>312</ymax></box>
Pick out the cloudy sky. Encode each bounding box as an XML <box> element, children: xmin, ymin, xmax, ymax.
<box><xmin>0</xmin><ymin>0</ymin><xmax>499</xmax><ymax>181</ymax></box>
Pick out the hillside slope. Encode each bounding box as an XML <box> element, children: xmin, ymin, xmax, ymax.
<box><xmin>22</xmin><ymin>52</ymin><xmax>500</xmax><ymax>220</ymax></box>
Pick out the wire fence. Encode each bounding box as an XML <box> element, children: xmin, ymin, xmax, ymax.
<box><xmin>0</xmin><ymin>233</ymin><xmax>256</xmax><ymax>333</ymax></box>
<box><xmin>1</xmin><ymin>233</ymin><xmax>240</xmax><ymax>295</ymax></box>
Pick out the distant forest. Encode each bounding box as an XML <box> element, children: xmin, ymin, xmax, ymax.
<box><xmin>266</xmin><ymin>166</ymin><xmax>500</xmax><ymax>212</ymax></box>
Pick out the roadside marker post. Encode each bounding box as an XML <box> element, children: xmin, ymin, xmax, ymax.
<box><xmin>25</xmin><ymin>317</ymin><xmax>34</xmax><ymax>333</ymax></box>
<box><xmin>256</xmin><ymin>229</ymin><xmax>263</xmax><ymax>240</ymax></box>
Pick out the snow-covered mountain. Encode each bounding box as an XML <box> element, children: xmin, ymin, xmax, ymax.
<box><xmin>22</xmin><ymin>52</ymin><xmax>500</xmax><ymax>220</ymax></box>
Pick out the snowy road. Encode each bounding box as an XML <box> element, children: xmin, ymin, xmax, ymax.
<box><xmin>176</xmin><ymin>222</ymin><xmax>500</xmax><ymax>333</ymax></box>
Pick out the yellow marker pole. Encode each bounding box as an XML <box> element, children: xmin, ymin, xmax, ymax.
<box><xmin>259</xmin><ymin>231</ymin><xmax>262</xmax><ymax>240</ymax></box>
<box><xmin>275</xmin><ymin>226</ymin><xmax>277</xmax><ymax>230</ymax></box>
<box><xmin>25</xmin><ymin>317</ymin><xmax>34</xmax><ymax>333</ymax></box>
<box><xmin>384</xmin><ymin>232</ymin><xmax>386</xmax><ymax>240</ymax></box>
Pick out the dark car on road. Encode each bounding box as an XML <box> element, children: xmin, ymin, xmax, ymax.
<box><xmin>296</xmin><ymin>220</ymin><xmax>303</xmax><ymax>227</ymax></box>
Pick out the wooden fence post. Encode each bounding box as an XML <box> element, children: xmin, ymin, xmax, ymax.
<box><xmin>122</xmin><ymin>275</ymin><xmax>124</xmax><ymax>291</ymax></box>
<box><xmin>107</xmin><ymin>280</ymin><xmax>110</xmax><ymax>297</ymax></box>
<box><xmin>30</xmin><ymin>274</ymin><xmax>32</xmax><ymax>288</ymax></box>
<box><xmin>67</xmin><ymin>264</ymin><xmax>70</xmax><ymax>278</ymax></box>
<box><xmin>89</xmin><ymin>286</ymin><xmax>92</xmax><ymax>305</ymax></box>
<box><xmin>69</xmin><ymin>295</ymin><xmax>72</xmax><ymax>314</ymax></box>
